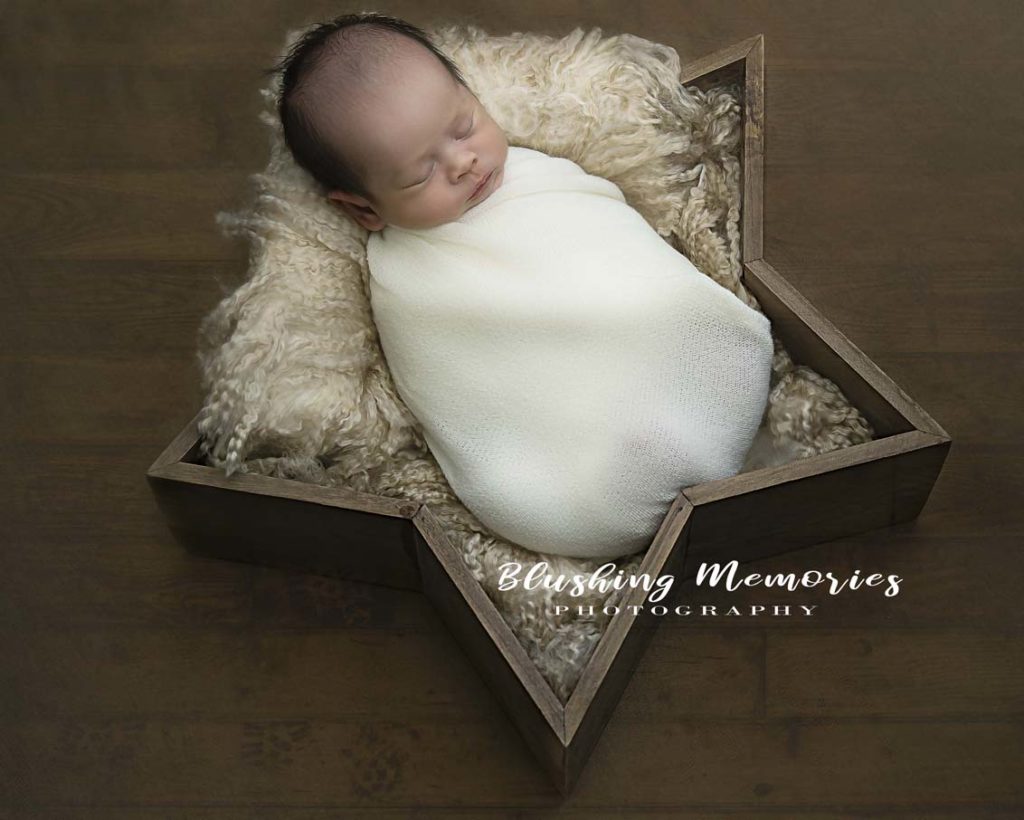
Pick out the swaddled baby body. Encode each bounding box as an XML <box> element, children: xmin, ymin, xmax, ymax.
<box><xmin>272</xmin><ymin>12</ymin><xmax>773</xmax><ymax>559</ymax></box>
<box><xmin>367</xmin><ymin>145</ymin><xmax>773</xmax><ymax>559</ymax></box>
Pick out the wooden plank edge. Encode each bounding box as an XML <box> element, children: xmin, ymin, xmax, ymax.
<box><xmin>146</xmin><ymin>460</ymin><xmax>420</xmax><ymax>519</ymax></box>
<box><xmin>742</xmin><ymin>33</ymin><xmax>765</xmax><ymax>263</ymax></box>
<box><xmin>411</xmin><ymin>505</ymin><xmax>566</xmax><ymax>737</ymax></box>
<box><xmin>682</xmin><ymin>429</ymin><xmax>946</xmax><ymax>506</ymax></box>
<box><xmin>563</xmin><ymin>494</ymin><xmax>695</xmax><ymax>741</ymax></box>
<box><xmin>678</xmin><ymin>34</ymin><xmax>763</xmax><ymax>85</ymax></box>
<box><xmin>746</xmin><ymin>258</ymin><xmax>951</xmax><ymax>438</ymax></box>
<box><xmin>147</xmin><ymin>410</ymin><xmax>204</xmax><ymax>473</ymax></box>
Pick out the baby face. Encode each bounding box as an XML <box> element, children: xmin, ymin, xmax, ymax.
<box><xmin>325</xmin><ymin>45</ymin><xmax>509</xmax><ymax>231</ymax></box>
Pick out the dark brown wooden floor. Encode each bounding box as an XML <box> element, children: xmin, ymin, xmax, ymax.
<box><xmin>2</xmin><ymin>0</ymin><xmax>1022</xmax><ymax>815</ymax></box>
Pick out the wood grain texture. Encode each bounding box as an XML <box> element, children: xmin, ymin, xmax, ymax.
<box><xmin>743</xmin><ymin>35</ymin><xmax>765</xmax><ymax>262</ymax></box>
<box><xmin>411</xmin><ymin>506</ymin><xmax>567</xmax><ymax>789</ymax></box>
<box><xmin>681</xmin><ymin>432</ymin><xmax>952</xmax><ymax>574</ymax></box>
<box><xmin>562</xmin><ymin>495</ymin><xmax>693</xmax><ymax>791</ymax></box>
<box><xmin>2</xmin><ymin>0</ymin><xmax>1021</xmax><ymax>814</ymax></box>
<box><xmin>745</xmin><ymin>258</ymin><xmax>949</xmax><ymax>438</ymax></box>
<box><xmin>149</xmin><ymin>473</ymin><xmax>424</xmax><ymax>590</ymax></box>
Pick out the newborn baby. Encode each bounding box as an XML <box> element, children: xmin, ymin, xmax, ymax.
<box><xmin>274</xmin><ymin>13</ymin><xmax>509</xmax><ymax>230</ymax></box>
<box><xmin>274</xmin><ymin>13</ymin><xmax>773</xmax><ymax>559</ymax></box>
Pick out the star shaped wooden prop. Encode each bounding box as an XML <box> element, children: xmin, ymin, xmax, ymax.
<box><xmin>147</xmin><ymin>35</ymin><xmax>951</xmax><ymax>795</ymax></box>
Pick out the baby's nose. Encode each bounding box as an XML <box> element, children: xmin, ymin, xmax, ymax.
<box><xmin>453</xmin><ymin>150</ymin><xmax>477</xmax><ymax>178</ymax></box>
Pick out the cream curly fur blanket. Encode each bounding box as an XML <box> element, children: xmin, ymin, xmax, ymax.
<box><xmin>197</xmin><ymin>23</ymin><xmax>874</xmax><ymax>702</ymax></box>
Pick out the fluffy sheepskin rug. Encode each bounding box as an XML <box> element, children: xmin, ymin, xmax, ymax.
<box><xmin>196</xmin><ymin>22</ymin><xmax>875</xmax><ymax>703</ymax></box>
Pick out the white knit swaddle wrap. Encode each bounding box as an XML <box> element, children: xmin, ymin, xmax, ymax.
<box><xmin>367</xmin><ymin>146</ymin><xmax>773</xmax><ymax>559</ymax></box>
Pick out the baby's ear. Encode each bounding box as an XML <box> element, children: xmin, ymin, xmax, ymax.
<box><xmin>327</xmin><ymin>190</ymin><xmax>385</xmax><ymax>232</ymax></box>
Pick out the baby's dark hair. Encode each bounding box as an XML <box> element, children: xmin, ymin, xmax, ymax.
<box><xmin>264</xmin><ymin>12</ymin><xmax>470</xmax><ymax>201</ymax></box>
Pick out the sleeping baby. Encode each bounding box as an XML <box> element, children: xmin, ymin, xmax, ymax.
<box><xmin>273</xmin><ymin>13</ymin><xmax>774</xmax><ymax>560</ymax></box>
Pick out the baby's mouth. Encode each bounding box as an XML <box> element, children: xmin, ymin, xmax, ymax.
<box><xmin>468</xmin><ymin>170</ymin><xmax>493</xmax><ymax>201</ymax></box>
